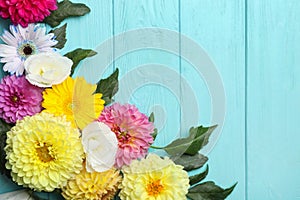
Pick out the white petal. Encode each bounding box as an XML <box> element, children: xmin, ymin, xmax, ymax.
<box><xmin>35</xmin><ymin>35</ymin><xmax>57</xmax><ymax>48</ymax></box>
<box><xmin>9</xmin><ymin>25</ymin><xmax>21</xmax><ymax>41</ymax></box>
<box><xmin>85</xmin><ymin>158</ymin><xmax>95</xmax><ymax>172</ymax></box>
<box><xmin>82</xmin><ymin>122</ymin><xmax>118</xmax><ymax>172</ymax></box>
<box><xmin>26</xmin><ymin>73</ymin><xmax>52</xmax><ymax>87</ymax></box>
<box><xmin>33</xmin><ymin>25</ymin><xmax>47</xmax><ymax>40</ymax></box>
<box><xmin>2</xmin><ymin>62</ymin><xmax>15</xmax><ymax>72</ymax></box>
<box><xmin>27</xmin><ymin>24</ymin><xmax>37</xmax><ymax>40</ymax></box>
<box><xmin>1</xmin><ymin>30</ymin><xmax>18</xmax><ymax>47</ymax></box>
<box><xmin>0</xmin><ymin>56</ymin><xmax>19</xmax><ymax>63</ymax></box>
<box><xmin>39</xmin><ymin>47</ymin><xmax>56</xmax><ymax>53</ymax></box>
<box><xmin>18</xmin><ymin>26</ymin><xmax>26</xmax><ymax>39</ymax></box>
<box><xmin>15</xmin><ymin>64</ymin><xmax>25</xmax><ymax>76</ymax></box>
<box><xmin>0</xmin><ymin>44</ymin><xmax>17</xmax><ymax>57</ymax></box>
<box><xmin>18</xmin><ymin>24</ymin><xmax>30</xmax><ymax>40</ymax></box>
<box><xmin>3</xmin><ymin>60</ymin><xmax>24</xmax><ymax>75</ymax></box>
<box><xmin>24</xmin><ymin>52</ymin><xmax>72</xmax><ymax>87</ymax></box>
<box><xmin>89</xmin><ymin>154</ymin><xmax>113</xmax><ymax>172</ymax></box>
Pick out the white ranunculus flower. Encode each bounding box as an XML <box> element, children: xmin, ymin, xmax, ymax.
<box><xmin>24</xmin><ymin>52</ymin><xmax>72</xmax><ymax>87</ymax></box>
<box><xmin>82</xmin><ymin>121</ymin><xmax>118</xmax><ymax>172</ymax></box>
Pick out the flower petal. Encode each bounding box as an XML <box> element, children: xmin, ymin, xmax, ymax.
<box><xmin>24</xmin><ymin>52</ymin><xmax>72</xmax><ymax>87</ymax></box>
<box><xmin>82</xmin><ymin>122</ymin><xmax>118</xmax><ymax>172</ymax></box>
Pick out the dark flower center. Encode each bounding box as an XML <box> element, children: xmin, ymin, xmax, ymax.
<box><xmin>11</xmin><ymin>95</ymin><xmax>19</xmax><ymax>103</ymax></box>
<box><xmin>23</xmin><ymin>45</ymin><xmax>33</xmax><ymax>55</ymax></box>
<box><xmin>17</xmin><ymin>41</ymin><xmax>37</xmax><ymax>59</ymax></box>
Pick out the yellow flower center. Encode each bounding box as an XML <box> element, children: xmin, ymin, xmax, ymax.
<box><xmin>11</xmin><ymin>95</ymin><xmax>18</xmax><ymax>102</ymax></box>
<box><xmin>36</xmin><ymin>143</ymin><xmax>55</xmax><ymax>163</ymax></box>
<box><xmin>68</xmin><ymin>102</ymin><xmax>74</xmax><ymax>110</ymax></box>
<box><xmin>146</xmin><ymin>180</ymin><xmax>164</xmax><ymax>197</ymax></box>
<box><xmin>39</xmin><ymin>69</ymin><xmax>44</xmax><ymax>76</ymax></box>
<box><xmin>64</xmin><ymin>98</ymin><xmax>75</xmax><ymax>116</ymax></box>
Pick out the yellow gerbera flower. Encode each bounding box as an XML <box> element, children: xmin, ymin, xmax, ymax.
<box><xmin>62</xmin><ymin>165</ymin><xmax>122</xmax><ymax>200</ymax></box>
<box><xmin>4</xmin><ymin>113</ymin><xmax>84</xmax><ymax>192</ymax></box>
<box><xmin>119</xmin><ymin>154</ymin><xmax>190</xmax><ymax>200</ymax></box>
<box><xmin>42</xmin><ymin>76</ymin><xmax>105</xmax><ymax>130</ymax></box>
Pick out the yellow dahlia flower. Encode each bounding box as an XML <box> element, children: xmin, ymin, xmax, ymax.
<box><xmin>5</xmin><ymin>113</ymin><xmax>84</xmax><ymax>192</ymax></box>
<box><xmin>120</xmin><ymin>154</ymin><xmax>190</xmax><ymax>200</ymax></box>
<box><xmin>62</xmin><ymin>165</ymin><xmax>122</xmax><ymax>200</ymax></box>
<box><xmin>42</xmin><ymin>76</ymin><xmax>105</xmax><ymax>130</ymax></box>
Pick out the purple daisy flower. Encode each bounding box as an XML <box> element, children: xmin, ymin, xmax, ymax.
<box><xmin>0</xmin><ymin>75</ymin><xmax>43</xmax><ymax>123</ymax></box>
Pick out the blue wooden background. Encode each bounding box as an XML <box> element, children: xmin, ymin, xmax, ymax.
<box><xmin>1</xmin><ymin>0</ymin><xmax>300</xmax><ymax>199</ymax></box>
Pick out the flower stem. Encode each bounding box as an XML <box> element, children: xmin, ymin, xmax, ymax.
<box><xmin>150</xmin><ymin>145</ymin><xmax>164</xmax><ymax>149</ymax></box>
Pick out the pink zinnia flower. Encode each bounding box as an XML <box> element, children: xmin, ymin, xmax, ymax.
<box><xmin>0</xmin><ymin>0</ymin><xmax>57</xmax><ymax>27</ymax></box>
<box><xmin>0</xmin><ymin>75</ymin><xmax>43</xmax><ymax>123</ymax></box>
<box><xmin>98</xmin><ymin>103</ymin><xmax>154</xmax><ymax>168</ymax></box>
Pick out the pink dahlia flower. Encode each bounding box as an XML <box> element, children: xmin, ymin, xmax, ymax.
<box><xmin>0</xmin><ymin>75</ymin><xmax>43</xmax><ymax>123</ymax></box>
<box><xmin>98</xmin><ymin>103</ymin><xmax>154</xmax><ymax>168</ymax></box>
<box><xmin>0</xmin><ymin>0</ymin><xmax>57</xmax><ymax>27</ymax></box>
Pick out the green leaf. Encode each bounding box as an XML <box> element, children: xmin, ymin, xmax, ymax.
<box><xmin>149</xmin><ymin>112</ymin><xmax>155</xmax><ymax>122</ymax></box>
<box><xmin>0</xmin><ymin>119</ymin><xmax>12</xmax><ymax>176</ymax></box>
<box><xmin>187</xmin><ymin>181</ymin><xmax>237</xmax><ymax>200</ymax></box>
<box><xmin>113</xmin><ymin>194</ymin><xmax>121</xmax><ymax>200</ymax></box>
<box><xmin>29</xmin><ymin>189</ymin><xmax>65</xmax><ymax>200</ymax></box>
<box><xmin>50</xmin><ymin>23</ymin><xmax>67</xmax><ymax>49</ymax></box>
<box><xmin>64</xmin><ymin>48</ymin><xmax>97</xmax><ymax>76</ymax></box>
<box><xmin>44</xmin><ymin>0</ymin><xmax>90</xmax><ymax>27</ymax></box>
<box><xmin>162</xmin><ymin>136</ymin><xmax>194</xmax><ymax>156</ymax></box>
<box><xmin>148</xmin><ymin>112</ymin><xmax>158</xmax><ymax>141</ymax></box>
<box><xmin>189</xmin><ymin>165</ymin><xmax>209</xmax><ymax>185</ymax></box>
<box><xmin>0</xmin><ymin>131</ymin><xmax>8</xmax><ymax>176</ymax></box>
<box><xmin>0</xmin><ymin>118</ymin><xmax>12</xmax><ymax>134</ymax></box>
<box><xmin>162</xmin><ymin>125</ymin><xmax>216</xmax><ymax>156</ymax></box>
<box><xmin>95</xmin><ymin>69</ymin><xmax>119</xmax><ymax>105</ymax></box>
<box><xmin>29</xmin><ymin>191</ymin><xmax>50</xmax><ymax>200</ymax></box>
<box><xmin>113</xmin><ymin>189</ymin><xmax>121</xmax><ymax>200</ymax></box>
<box><xmin>184</xmin><ymin>125</ymin><xmax>217</xmax><ymax>155</ymax></box>
<box><xmin>172</xmin><ymin>153</ymin><xmax>208</xmax><ymax>171</ymax></box>
<box><xmin>151</xmin><ymin>128</ymin><xmax>158</xmax><ymax>141</ymax></box>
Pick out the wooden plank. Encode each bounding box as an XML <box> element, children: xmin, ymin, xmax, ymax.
<box><xmin>113</xmin><ymin>0</ymin><xmax>181</xmax><ymax>147</ymax></box>
<box><xmin>67</xmin><ymin>0</ymin><xmax>114</xmax><ymax>82</ymax></box>
<box><xmin>247</xmin><ymin>0</ymin><xmax>300</xmax><ymax>199</ymax></box>
<box><xmin>181</xmin><ymin>1</ymin><xmax>246</xmax><ymax>199</ymax></box>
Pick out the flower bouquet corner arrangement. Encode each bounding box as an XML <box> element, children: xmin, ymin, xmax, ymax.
<box><xmin>0</xmin><ymin>1</ymin><xmax>236</xmax><ymax>199</ymax></box>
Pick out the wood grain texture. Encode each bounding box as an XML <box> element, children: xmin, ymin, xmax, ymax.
<box><xmin>113</xmin><ymin>0</ymin><xmax>181</xmax><ymax>147</ymax></box>
<box><xmin>68</xmin><ymin>0</ymin><xmax>114</xmax><ymax>82</ymax></box>
<box><xmin>181</xmin><ymin>1</ymin><xmax>245</xmax><ymax>199</ymax></box>
<box><xmin>247</xmin><ymin>0</ymin><xmax>300</xmax><ymax>199</ymax></box>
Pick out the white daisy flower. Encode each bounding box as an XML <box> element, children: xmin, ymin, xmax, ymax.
<box><xmin>0</xmin><ymin>24</ymin><xmax>58</xmax><ymax>76</ymax></box>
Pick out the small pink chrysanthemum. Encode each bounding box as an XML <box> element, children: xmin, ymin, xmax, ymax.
<box><xmin>98</xmin><ymin>103</ymin><xmax>154</xmax><ymax>168</ymax></box>
<box><xmin>0</xmin><ymin>0</ymin><xmax>57</xmax><ymax>27</ymax></box>
<box><xmin>0</xmin><ymin>75</ymin><xmax>43</xmax><ymax>123</ymax></box>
